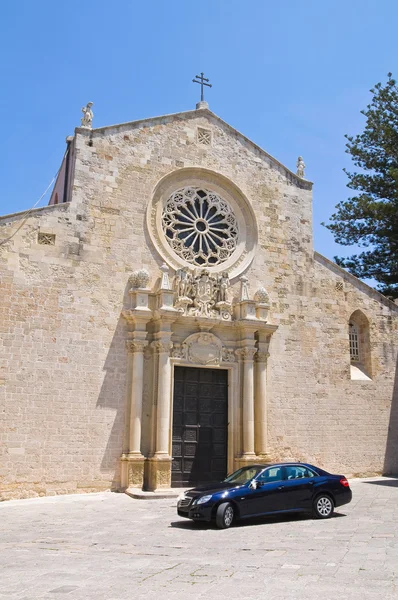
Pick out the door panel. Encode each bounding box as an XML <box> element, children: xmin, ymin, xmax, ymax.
<box><xmin>172</xmin><ymin>367</ymin><xmax>228</xmax><ymax>487</ymax></box>
<box><xmin>239</xmin><ymin>466</ymin><xmax>286</xmax><ymax>517</ymax></box>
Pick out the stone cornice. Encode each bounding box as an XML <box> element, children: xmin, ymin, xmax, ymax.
<box><xmin>0</xmin><ymin>202</ymin><xmax>71</xmax><ymax>223</ymax></box>
<box><xmin>314</xmin><ymin>252</ymin><xmax>398</xmax><ymax>312</ymax></box>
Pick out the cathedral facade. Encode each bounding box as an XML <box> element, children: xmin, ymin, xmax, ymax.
<box><xmin>0</xmin><ymin>103</ymin><xmax>397</xmax><ymax>500</ymax></box>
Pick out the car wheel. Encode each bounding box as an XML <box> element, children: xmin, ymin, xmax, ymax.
<box><xmin>313</xmin><ymin>494</ymin><xmax>334</xmax><ymax>519</ymax></box>
<box><xmin>216</xmin><ymin>502</ymin><xmax>234</xmax><ymax>529</ymax></box>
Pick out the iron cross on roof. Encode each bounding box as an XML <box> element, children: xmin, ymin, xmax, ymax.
<box><xmin>192</xmin><ymin>72</ymin><xmax>212</xmax><ymax>102</ymax></box>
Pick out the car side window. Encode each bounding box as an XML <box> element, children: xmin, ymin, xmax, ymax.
<box><xmin>257</xmin><ymin>466</ymin><xmax>283</xmax><ymax>483</ymax></box>
<box><xmin>286</xmin><ymin>466</ymin><xmax>316</xmax><ymax>480</ymax></box>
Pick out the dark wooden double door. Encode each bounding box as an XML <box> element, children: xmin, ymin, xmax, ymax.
<box><xmin>172</xmin><ymin>367</ymin><xmax>228</xmax><ymax>487</ymax></box>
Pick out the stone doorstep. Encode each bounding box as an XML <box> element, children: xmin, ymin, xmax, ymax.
<box><xmin>125</xmin><ymin>487</ymin><xmax>182</xmax><ymax>500</ymax></box>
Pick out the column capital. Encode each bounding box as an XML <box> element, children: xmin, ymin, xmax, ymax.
<box><xmin>126</xmin><ymin>340</ymin><xmax>148</xmax><ymax>353</ymax></box>
<box><xmin>236</xmin><ymin>347</ymin><xmax>257</xmax><ymax>362</ymax></box>
<box><xmin>150</xmin><ymin>340</ymin><xmax>173</xmax><ymax>354</ymax></box>
<box><xmin>256</xmin><ymin>351</ymin><xmax>270</xmax><ymax>363</ymax></box>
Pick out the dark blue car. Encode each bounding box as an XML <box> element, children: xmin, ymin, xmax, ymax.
<box><xmin>177</xmin><ymin>462</ymin><xmax>352</xmax><ymax>528</ymax></box>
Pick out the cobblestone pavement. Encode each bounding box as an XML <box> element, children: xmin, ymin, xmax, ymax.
<box><xmin>0</xmin><ymin>478</ymin><xmax>397</xmax><ymax>600</ymax></box>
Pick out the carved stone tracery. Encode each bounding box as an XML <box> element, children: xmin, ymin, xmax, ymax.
<box><xmin>161</xmin><ymin>187</ymin><xmax>239</xmax><ymax>268</ymax></box>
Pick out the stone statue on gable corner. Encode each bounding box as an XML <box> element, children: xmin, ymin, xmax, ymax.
<box><xmin>296</xmin><ymin>156</ymin><xmax>306</xmax><ymax>178</ymax></box>
<box><xmin>81</xmin><ymin>102</ymin><xmax>94</xmax><ymax>129</ymax></box>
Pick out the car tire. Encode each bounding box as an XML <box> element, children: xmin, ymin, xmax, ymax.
<box><xmin>313</xmin><ymin>494</ymin><xmax>334</xmax><ymax>519</ymax></box>
<box><xmin>216</xmin><ymin>502</ymin><xmax>234</xmax><ymax>529</ymax></box>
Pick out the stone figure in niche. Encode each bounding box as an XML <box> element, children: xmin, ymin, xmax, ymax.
<box><xmin>81</xmin><ymin>102</ymin><xmax>94</xmax><ymax>128</ymax></box>
<box><xmin>296</xmin><ymin>156</ymin><xmax>306</xmax><ymax>178</ymax></box>
<box><xmin>218</xmin><ymin>271</ymin><xmax>230</xmax><ymax>303</ymax></box>
<box><xmin>174</xmin><ymin>267</ymin><xmax>192</xmax><ymax>298</ymax></box>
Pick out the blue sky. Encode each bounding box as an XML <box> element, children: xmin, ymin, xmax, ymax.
<box><xmin>1</xmin><ymin>0</ymin><xmax>397</xmax><ymax>269</ymax></box>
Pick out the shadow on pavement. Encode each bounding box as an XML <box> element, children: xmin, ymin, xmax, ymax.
<box><xmin>363</xmin><ymin>478</ymin><xmax>398</xmax><ymax>487</ymax></box>
<box><xmin>169</xmin><ymin>511</ymin><xmax>346</xmax><ymax>530</ymax></box>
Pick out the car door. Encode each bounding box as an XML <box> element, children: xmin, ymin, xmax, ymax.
<box><xmin>238</xmin><ymin>466</ymin><xmax>286</xmax><ymax>518</ymax></box>
<box><xmin>282</xmin><ymin>465</ymin><xmax>317</xmax><ymax>511</ymax></box>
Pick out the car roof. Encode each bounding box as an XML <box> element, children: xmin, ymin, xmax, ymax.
<box><xmin>242</xmin><ymin>462</ymin><xmax>318</xmax><ymax>469</ymax></box>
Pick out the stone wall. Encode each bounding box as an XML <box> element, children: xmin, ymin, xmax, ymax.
<box><xmin>0</xmin><ymin>108</ymin><xmax>397</xmax><ymax>500</ymax></box>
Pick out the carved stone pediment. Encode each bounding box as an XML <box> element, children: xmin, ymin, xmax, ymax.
<box><xmin>171</xmin><ymin>333</ymin><xmax>236</xmax><ymax>365</ymax></box>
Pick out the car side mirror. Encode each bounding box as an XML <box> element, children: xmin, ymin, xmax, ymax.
<box><xmin>249</xmin><ymin>480</ymin><xmax>258</xmax><ymax>490</ymax></box>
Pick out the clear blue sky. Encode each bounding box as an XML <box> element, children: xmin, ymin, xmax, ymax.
<box><xmin>1</xmin><ymin>0</ymin><xmax>397</xmax><ymax>268</ymax></box>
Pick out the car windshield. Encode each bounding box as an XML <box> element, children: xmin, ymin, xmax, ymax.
<box><xmin>223</xmin><ymin>466</ymin><xmax>263</xmax><ymax>484</ymax></box>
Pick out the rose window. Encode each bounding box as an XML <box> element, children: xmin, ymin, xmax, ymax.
<box><xmin>161</xmin><ymin>187</ymin><xmax>239</xmax><ymax>267</ymax></box>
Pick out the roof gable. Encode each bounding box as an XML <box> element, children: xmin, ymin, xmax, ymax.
<box><xmin>77</xmin><ymin>108</ymin><xmax>312</xmax><ymax>190</ymax></box>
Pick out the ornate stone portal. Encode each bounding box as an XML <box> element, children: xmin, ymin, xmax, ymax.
<box><xmin>121</xmin><ymin>265</ymin><xmax>277</xmax><ymax>493</ymax></box>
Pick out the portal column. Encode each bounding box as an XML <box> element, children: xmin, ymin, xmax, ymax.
<box><xmin>255</xmin><ymin>349</ymin><xmax>270</xmax><ymax>457</ymax></box>
<box><xmin>154</xmin><ymin>339</ymin><xmax>173</xmax><ymax>456</ymax></box>
<box><xmin>240</xmin><ymin>347</ymin><xmax>257</xmax><ymax>459</ymax></box>
<box><xmin>128</xmin><ymin>340</ymin><xmax>148</xmax><ymax>453</ymax></box>
<box><xmin>146</xmin><ymin>337</ymin><xmax>173</xmax><ymax>490</ymax></box>
<box><xmin>121</xmin><ymin>336</ymin><xmax>149</xmax><ymax>489</ymax></box>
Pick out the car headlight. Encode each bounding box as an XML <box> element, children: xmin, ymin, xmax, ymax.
<box><xmin>195</xmin><ymin>495</ymin><xmax>213</xmax><ymax>505</ymax></box>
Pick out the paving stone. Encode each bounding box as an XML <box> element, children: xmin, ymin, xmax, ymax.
<box><xmin>0</xmin><ymin>478</ymin><xmax>397</xmax><ymax>599</ymax></box>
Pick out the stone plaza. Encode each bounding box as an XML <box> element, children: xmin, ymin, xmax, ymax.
<box><xmin>1</xmin><ymin>477</ymin><xmax>397</xmax><ymax>600</ymax></box>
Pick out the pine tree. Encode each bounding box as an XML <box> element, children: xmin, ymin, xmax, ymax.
<box><xmin>324</xmin><ymin>73</ymin><xmax>398</xmax><ymax>299</ymax></box>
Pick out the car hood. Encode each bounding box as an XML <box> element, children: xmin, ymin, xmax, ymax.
<box><xmin>185</xmin><ymin>482</ymin><xmax>244</xmax><ymax>497</ymax></box>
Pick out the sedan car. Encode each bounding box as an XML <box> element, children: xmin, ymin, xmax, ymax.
<box><xmin>177</xmin><ymin>462</ymin><xmax>352</xmax><ymax>528</ymax></box>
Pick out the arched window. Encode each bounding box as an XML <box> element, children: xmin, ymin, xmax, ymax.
<box><xmin>348</xmin><ymin>310</ymin><xmax>372</xmax><ymax>380</ymax></box>
<box><xmin>349</xmin><ymin>322</ymin><xmax>360</xmax><ymax>362</ymax></box>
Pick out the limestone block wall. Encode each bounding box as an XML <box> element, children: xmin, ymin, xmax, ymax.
<box><xmin>0</xmin><ymin>108</ymin><xmax>397</xmax><ymax>500</ymax></box>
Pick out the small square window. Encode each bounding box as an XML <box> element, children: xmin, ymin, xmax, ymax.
<box><xmin>38</xmin><ymin>233</ymin><xmax>55</xmax><ymax>245</ymax></box>
<box><xmin>197</xmin><ymin>127</ymin><xmax>212</xmax><ymax>146</ymax></box>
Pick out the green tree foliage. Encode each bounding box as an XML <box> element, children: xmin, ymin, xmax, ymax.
<box><xmin>324</xmin><ymin>73</ymin><xmax>398</xmax><ymax>299</ymax></box>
